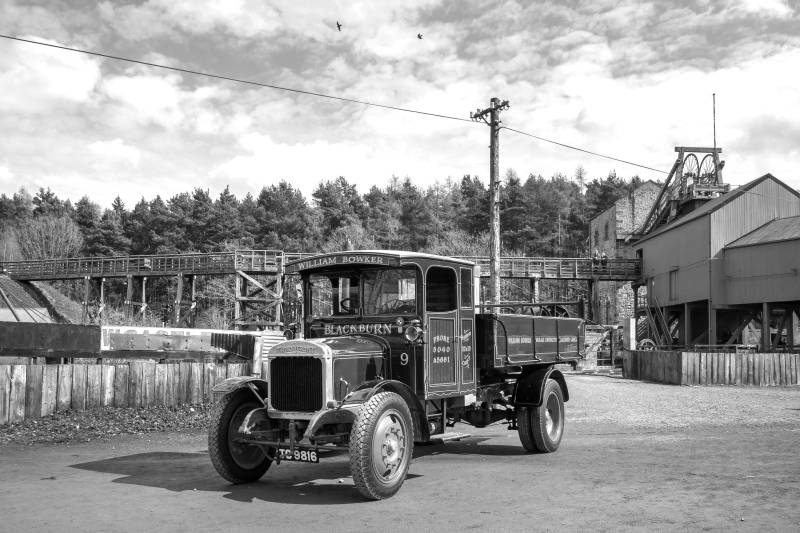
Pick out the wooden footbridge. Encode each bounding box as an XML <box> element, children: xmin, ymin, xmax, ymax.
<box><xmin>1</xmin><ymin>250</ymin><xmax>641</xmax><ymax>327</ymax></box>
<box><xmin>1</xmin><ymin>251</ymin><xmax>640</xmax><ymax>282</ymax></box>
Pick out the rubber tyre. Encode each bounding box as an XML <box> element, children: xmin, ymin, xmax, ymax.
<box><xmin>349</xmin><ymin>392</ymin><xmax>414</xmax><ymax>500</ymax></box>
<box><xmin>517</xmin><ymin>379</ymin><xmax>565</xmax><ymax>453</ymax></box>
<box><xmin>208</xmin><ymin>389</ymin><xmax>271</xmax><ymax>483</ymax></box>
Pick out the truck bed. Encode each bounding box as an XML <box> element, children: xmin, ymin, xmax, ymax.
<box><xmin>475</xmin><ymin>314</ymin><xmax>584</xmax><ymax>368</ymax></box>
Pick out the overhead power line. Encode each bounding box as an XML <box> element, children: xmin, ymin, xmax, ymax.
<box><xmin>0</xmin><ymin>34</ymin><xmax>473</xmax><ymax>123</ymax></box>
<box><xmin>1</xmin><ymin>33</ymin><xmax>671</xmax><ymax>175</ymax></box>
<box><xmin>503</xmin><ymin>126</ymin><xmax>668</xmax><ymax>175</ymax></box>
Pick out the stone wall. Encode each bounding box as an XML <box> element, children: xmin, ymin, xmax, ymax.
<box><xmin>590</xmin><ymin>181</ymin><xmax>660</xmax><ymax>324</ymax></box>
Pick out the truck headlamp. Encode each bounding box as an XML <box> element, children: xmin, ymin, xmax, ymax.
<box><xmin>403</xmin><ymin>325</ymin><xmax>423</xmax><ymax>342</ymax></box>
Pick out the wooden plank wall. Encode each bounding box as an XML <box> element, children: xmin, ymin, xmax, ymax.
<box><xmin>0</xmin><ymin>362</ymin><xmax>251</xmax><ymax>426</ymax></box>
<box><xmin>623</xmin><ymin>350</ymin><xmax>800</xmax><ymax>387</ymax></box>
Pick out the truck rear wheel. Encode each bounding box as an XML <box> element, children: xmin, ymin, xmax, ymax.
<box><xmin>208</xmin><ymin>389</ymin><xmax>271</xmax><ymax>483</ymax></box>
<box><xmin>517</xmin><ymin>379</ymin><xmax>564</xmax><ymax>453</ymax></box>
<box><xmin>349</xmin><ymin>392</ymin><xmax>414</xmax><ymax>500</ymax></box>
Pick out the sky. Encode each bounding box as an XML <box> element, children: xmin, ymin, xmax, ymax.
<box><xmin>1</xmin><ymin>0</ymin><xmax>799</xmax><ymax>208</ymax></box>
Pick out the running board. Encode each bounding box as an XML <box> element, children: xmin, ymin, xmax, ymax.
<box><xmin>430</xmin><ymin>432</ymin><xmax>471</xmax><ymax>442</ymax></box>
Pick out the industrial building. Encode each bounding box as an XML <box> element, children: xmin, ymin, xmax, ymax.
<box><xmin>633</xmin><ymin>173</ymin><xmax>800</xmax><ymax>350</ymax></box>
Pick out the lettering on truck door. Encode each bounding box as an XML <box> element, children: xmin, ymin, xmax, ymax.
<box><xmin>424</xmin><ymin>266</ymin><xmax>459</xmax><ymax>397</ymax></box>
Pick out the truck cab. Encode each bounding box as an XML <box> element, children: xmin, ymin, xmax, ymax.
<box><xmin>298</xmin><ymin>251</ymin><xmax>478</xmax><ymax>403</ymax></box>
<box><xmin>208</xmin><ymin>250</ymin><xmax>584</xmax><ymax>500</ymax></box>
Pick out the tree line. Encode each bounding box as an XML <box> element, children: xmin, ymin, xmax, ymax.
<box><xmin>0</xmin><ymin>168</ymin><xmax>648</xmax><ymax>262</ymax></box>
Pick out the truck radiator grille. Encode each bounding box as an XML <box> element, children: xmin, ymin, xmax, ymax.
<box><xmin>269</xmin><ymin>357</ymin><xmax>323</xmax><ymax>412</ymax></box>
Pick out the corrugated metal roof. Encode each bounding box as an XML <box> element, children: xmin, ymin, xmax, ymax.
<box><xmin>635</xmin><ymin>173</ymin><xmax>800</xmax><ymax>244</ymax></box>
<box><xmin>725</xmin><ymin>215</ymin><xmax>800</xmax><ymax>248</ymax></box>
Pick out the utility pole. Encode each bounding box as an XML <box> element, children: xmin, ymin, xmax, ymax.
<box><xmin>471</xmin><ymin>97</ymin><xmax>510</xmax><ymax>306</ymax></box>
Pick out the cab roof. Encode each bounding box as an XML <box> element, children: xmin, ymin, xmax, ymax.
<box><xmin>284</xmin><ymin>250</ymin><xmax>475</xmax><ymax>274</ymax></box>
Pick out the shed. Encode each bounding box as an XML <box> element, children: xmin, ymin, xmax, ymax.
<box><xmin>633</xmin><ymin>174</ymin><xmax>800</xmax><ymax>349</ymax></box>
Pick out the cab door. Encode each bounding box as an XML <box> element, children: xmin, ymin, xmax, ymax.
<box><xmin>458</xmin><ymin>266</ymin><xmax>476</xmax><ymax>395</ymax></box>
<box><xmin>425</xmin><ymin>266</ymin><xmax>459</xmax><ymax>398</ymax></box>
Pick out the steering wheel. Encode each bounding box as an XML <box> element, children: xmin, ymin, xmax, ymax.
<box><xmin>339</xmin><ymin>298</ymin><xmax>355</xmax><ymax>313</ymax></box>
<box><xmin>378</xmin><ymin>298</ymin><xmax>401</xmax><ymax>313</ymax></box>
<box><xmin>379</xmin><ymin>298</ymin><xmax>414</xmax><ymax>314</ymax></box>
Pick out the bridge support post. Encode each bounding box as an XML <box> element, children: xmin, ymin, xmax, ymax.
<box><xmin>529</xmin><ymin>276</ymin><xmax>539</xmax><ymax>303</ymax></box>
<box><xmin>589</xmin><ymin>278</ymin><xmax>599</xmax><ymax>323</ymax></box>
<box><xmin>98</xmin><ymin>277</ymin><xmax>105</xmax><ymax>323</ymax></box>
<box><xmin>126</xmin><ymin>275</ymin><xmax>133</xmax><ymax>323</ymax></box>
<box><xmin>174</xmin><ymin>274</ymin><xmax>184</xmax><ymax>326</ymax></box>
<box><xmin>81</xmin><ymin>276</ymin><xmax>91</xmax><ymax>324</ymax></box>
<box><xmin>190</xmin><ymin>275</ymin><xmax>196</xmax><ymax>327</ymax></box>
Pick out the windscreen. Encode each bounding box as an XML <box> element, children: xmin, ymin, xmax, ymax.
<box><xmin>309</xmin><ymin>267</ymin><xmax>417</xmax><ymax>317</ymax></box>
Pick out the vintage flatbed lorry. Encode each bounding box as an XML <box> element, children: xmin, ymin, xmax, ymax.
<box><xmin>209</xmin><ymin>251</ymin><xmax>584</xmax><ymax>499</ymax></box>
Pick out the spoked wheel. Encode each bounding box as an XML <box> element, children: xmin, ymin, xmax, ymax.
<box><xmin>517</xmin><ymin>379</ymin><xmax>565</xmax><ymax>453</ymax></box>
<box><xmin>682</xmin><ymin>153</ymin><xmax>700</xmax><ymax>180</ymax></box>
<box><xmin>208</xmin><ymin>389</ymin><xmax>271</xmax><ymax>484</ymax></box>
<box><xmin>638</xmin><ymin>338</ymin><xmax>657</xmax><ymax>350</ymax></box>
<box><xmin>699</xmin><ymin>154</ymin><xmax>716</xmax><ymax>183</ymax></box>
<box><xmin>349</xmin><ymin>392</ymin><xmax>414</xmax><ymax>500</ymax></box>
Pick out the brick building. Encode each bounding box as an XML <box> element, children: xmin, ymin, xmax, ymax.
<box><xmin>589</xmin><ymin>180</ymin><xmax>660</xmax><ymax>323</ymax></box>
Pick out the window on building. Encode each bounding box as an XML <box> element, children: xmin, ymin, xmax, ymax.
<box><xmin>604</xmin><ymin>221</ymin><xmax>609</xmax><ymax>241</ymax></box>
<box><xmin>594</xmin><ymin>230</ymin><xmax>599</xmax><ymax>246</ymax></box>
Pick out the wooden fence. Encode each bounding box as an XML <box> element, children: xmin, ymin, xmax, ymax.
<box><xmin>0</xmin><ymin>361</ymin><xmax>261</xmax><ymax>425</ymax></box>
<box><xmin>623</xmin><ymin>350</ymin><xmax>800</xmax><ymax>386</ymax></box>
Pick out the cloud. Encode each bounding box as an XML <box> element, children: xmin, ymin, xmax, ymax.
<box><xmin>731</xmin><ymin>0</ymin><xmax>793</xmax><ymax>18</ymax></box>
<box><xmin>99</xmin><ymin>68</ymin><xmax>232</xmax><ymax>133</ymax></box>
<box><xmin>88</xmin><ymin>139</ymin><xmax>142</xmax><ymax>167</ymax></box>
<box><xmin>0</xmin><ymin>37</ymin><xmax>101</xmax><ymax>113</ymax></box>
<box><xmin>0</xmin><ymin>164</ymin><xmax>14</xmax><ymax>185</ymax></box>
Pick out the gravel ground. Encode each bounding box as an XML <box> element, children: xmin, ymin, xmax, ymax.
<box><xmin>0</xmin><ymin>404</ymin><xmax>212</xmax><ymax>446</ymax></box>
<box><xmin>2</xmin><ymin>374</ymin><xmax>797</xmax><ymax>446</ymax></box>
<box><xmin>2</xmin><ymin>374</ymin><xmax>799</xmax><ymax>532</ymax></box>
<box><xmin>566</xmin><ymin>375</ymin><xmax>800</xmax><ymax>429</ymax></box>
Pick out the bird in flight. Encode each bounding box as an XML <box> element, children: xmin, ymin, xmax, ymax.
<box><xmin>417</xmin><ymin>33</ymin><xmax>423</xmax><ymax>39</ymax></box>
<box><xmin>337</xmin><ymin>21</ymin><xmax>342</xmax><ymax>31</ymax></box>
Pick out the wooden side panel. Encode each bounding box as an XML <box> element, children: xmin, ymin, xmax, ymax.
<box><xmin>71</xmin><ymin>364</ymin><xmax>88</xmax><ymax>411</ymax></box>
<box><xmin>699</xmin><ymin>353</ymin><xmax>706</xmax><ymax>385</ymax></box>
<box><xmin>25</xmin><ymin>365</ymin><xmax>43</xmax><ymax>419</ymax></box>
<box><xmin>0</xmin><ymin>365</ymin><xmax>11</xmax><ymax>424</ymax></box>
<box><xmin>9</xmin><ymin>365</ymin><xmax>26</xmax><ymax>423</ymax></box>
<box><xmin>179</xmin><ymin>362</ymin><xmax>192</xmax><ymax>405</ymax></box>
<box><xmin>203</xmin><ymin>363</ymin><xmax>215</xmax><ymax>403</ymax></box>
<box><xmin>129</xmin><ymin>363</ymin><xmax>143</xmax><ymax>407</ymax></box>
<box><xmin>42</xmin><ymin>365</ymin><xmax>58</xmax><ymax>416</ymax></box>
<box><xmin>113</xmin><ymin>364</ymin><xmax>129</xmax><ymax>408</ymax></box>
<box><xmin>86</xmin><ymin>365</ymin><xmax>102</xmax><ymax>409</ymax></box>
<box><xmin>56</xmin><ymin>364</ymin><xmax>72</xmax><ymax>412</ymax></box>
<box><xmin>189</xmin><ymin>363</ymin><xmax>202</xmax><ymax>404</ymax></box>
<box><xmin>168</xmin><ymin>364</ymin><xmax>179</xmax><ymax>407</ymax></box>
<box><xmin>155</xmin><ymin>364</ymin><xmax>167</xmax><ymax>406</ymax></box>
<box><xmin>143</xmin><ymin>363</ymin><xmax>156</xmax><ymax>407</ymax></box>
<box><xmin>102</xmin><ymin>364</ymin><xmax>115</xmax><ymax>406</ymax></box>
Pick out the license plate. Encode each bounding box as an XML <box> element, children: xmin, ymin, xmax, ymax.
<box><xmin>277</xmin><ymin>448</ymin><xmax>319</xmax><ymax>463</ymax></box>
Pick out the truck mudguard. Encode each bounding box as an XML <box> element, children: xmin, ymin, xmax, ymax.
<box><xmin>211</xmin><ymin>376</ymin><xmax>269</xmax><ymax>400</ymax></box>
<box><xmin>344</xmin><ymin>379</ymin><xmax>430</xmax><ymax>443</ymax></box>
<box><xmin>512</xmin><ymin>366</ymin><xmax>569</xmax><ymax>407</ymax></box>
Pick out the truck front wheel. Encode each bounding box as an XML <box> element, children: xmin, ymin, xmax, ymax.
<box><xmin>517</xmin><ymin>379</ymin><xmax>564</xmax><ymax>453</ymax></box>
<box><xmin>349</xmin><ymin>392</ymin><xmax>414</xmax><ymax>500</ymax></box>
<box><xmin>208</xmin><ymin>389</ymin><xmax>271</xmax><ymax>483</ymax></box>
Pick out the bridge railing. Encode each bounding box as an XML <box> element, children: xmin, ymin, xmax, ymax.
<box><xmin>2</xmin><ymin>251</ymin><xmax>642</xmax><ymax>281</ymax></box>
<box><xmin>1</xmin><ymin>250</ymin><xmax>285</xmax><ymax>280</ymax></box>
<box><xmin>458</xmin><ymin>256</ymin><xmax>641</xmax><ymax>280</ymax></box>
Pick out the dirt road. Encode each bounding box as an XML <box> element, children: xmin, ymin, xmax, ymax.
<box><xmin>2</xmin><ymin>375</ymin><xmax>799</xmax><ymax>532</ymax></box>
